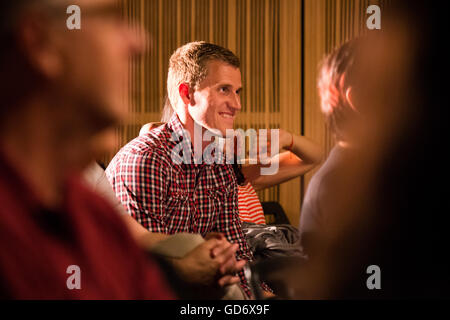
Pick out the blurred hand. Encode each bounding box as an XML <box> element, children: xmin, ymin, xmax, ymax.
<box><xmin>171</xmin><ymin>234</ymin><xmax>246</xmax><ymax>287</ymax></box>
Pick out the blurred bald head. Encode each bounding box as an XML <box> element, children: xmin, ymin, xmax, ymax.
<box><xmin>0</xmin><ymin>0</ymin><xmax>63</xmax><ymax>36</ymax></box>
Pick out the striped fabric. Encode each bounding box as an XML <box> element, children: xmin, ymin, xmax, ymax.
<box><xmin>238</xmin><ymin>183</ymin><xmax>266</xmax><ymax>225</ymax></box>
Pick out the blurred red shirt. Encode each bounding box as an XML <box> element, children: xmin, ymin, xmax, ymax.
<box><xmin>0</xmin><ymin>153</ymin><xmax>174</xmax><ymax>299</ymax></box>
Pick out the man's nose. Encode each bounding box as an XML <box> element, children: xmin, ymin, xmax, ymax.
<box><xmin>230</xmin><ymin>92</ymin><xmax>242</xmax><ymax>111</ymax></box>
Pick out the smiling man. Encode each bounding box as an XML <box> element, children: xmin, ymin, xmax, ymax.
<box><xmin>106</xmin><ymin>41</ymin><xmax>259</xmax><ymax>298</ymax></box>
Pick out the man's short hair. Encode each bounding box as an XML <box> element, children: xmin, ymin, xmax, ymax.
<box><xmin>167</xmin><ymin>41</ymin><xmax>240</xmax><ymax>109</ymax></box>
<box><xmin>318</xmin><ymin>39</ymin><xmax>360</xmax><ymax>141</ymax></box>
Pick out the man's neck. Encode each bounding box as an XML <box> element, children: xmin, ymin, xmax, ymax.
<box><xmin>0</xmin><ymin>98</ymin><xmax>93</xmax><ymax>210</ymax></box>
<box><xmin>176</xmin><ymin>110</ymin><xmax>213</xmax><ymax>153</ymax></box>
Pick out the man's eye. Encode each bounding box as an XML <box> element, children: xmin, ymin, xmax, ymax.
<box><xmin>220</xmin><ymin>87</ymin><xmax>229</xmax><ymax>93</ymax></box>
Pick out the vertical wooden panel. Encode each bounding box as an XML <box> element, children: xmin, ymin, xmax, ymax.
<box><xmin>278</xmin><ymin>0</ymin><xmax>302</xmax><ymax>225</ymax></box>
<box><xmin>227</xmin><ymin>0</ymin><xmax>236</xmax><ymax>52</ymax></box>
<box><xmin>303</xmin><ymin>0</ymin><xmax>326</xmax><ymax>220</ymax></box>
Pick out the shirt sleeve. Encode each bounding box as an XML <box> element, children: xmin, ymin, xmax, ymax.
<box><xmin>106</xmin><ymin>151</ymin><xmax>169</xmax><ymax>233</ymax></box>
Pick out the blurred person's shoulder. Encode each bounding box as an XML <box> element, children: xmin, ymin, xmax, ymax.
<box><xmin>69</xmin><ymin>175</ymin><xmax>175</xmax><ymax>299</ymax></box>
<box><xmin>68</xmin><ymin>173</ymin><xmax>130</xmax><ymax>227</ymax></box>
<box><xmin>306</xmin><ymin>145</ymin><xmax>350</xmax><ymax>195</ymax></box>
<box><xmin>301</xmin><ymin>146</ymin><xmax>353</xmax><ymax>225</ymax></box>
<box><xmin>57</xmin><ymin>175</ymin><xmax>175</xmax><ymax>299</ymax></box>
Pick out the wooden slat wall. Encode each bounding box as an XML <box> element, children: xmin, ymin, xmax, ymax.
<box><xmin>106</xmin><ymin>0</ymin><xmax>388</xmax><ymax>226</ymax></box>
<box><xmin>278</xmin><ymin>0</ymin><xmax>302</xmax><ymax>225</ymax></box>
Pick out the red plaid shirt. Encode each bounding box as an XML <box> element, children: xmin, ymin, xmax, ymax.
<box><xmin>106</xmin><ymin>115</ymin><xmax>254</xmax><ymax>297</ymax></box>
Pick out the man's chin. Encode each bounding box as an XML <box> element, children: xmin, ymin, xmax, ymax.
<box><xmin>204</xmin><ymin>127</ymin><xmax>224</xmax><ymax>138</ymax></box>
<box><xmin>194</xmin><ymin>120</ymin><xmax>233</xmax><ymax>138</ymax></box>
<box><xmin>104</xmin><ymin>99</ymin><xmax>129</xmax><ymax>124</ymax></box>
<box><xmin>81</xmin><ymin>102</ymin><xmax>127</xmax><ymax>134</ymax></box>
<box><xmin>214</xmin><ymin>126</ymin><xmax>234</xmax><ymax>138</ymax></box>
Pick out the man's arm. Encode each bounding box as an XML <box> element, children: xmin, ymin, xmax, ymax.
<box><xmin>122</xmin><ymin>214</ymin><xmax>171</xmax><ymax>245</ymax></box>
<box><xmin>242</xmin><ymin>129</ymin><xmax>323</xmax><ymax>191</ymax></box>
<box><xmin>106</xmin><ymin>151</ymin><xmax>169</xmax><ymax>233</ymax></box>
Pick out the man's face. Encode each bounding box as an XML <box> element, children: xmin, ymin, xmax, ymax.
<box><xmin>189</xmin><ymin>60</ymin><xmax>242</xmax><ymax>136</ymax></box>
<box><xmin>54</xmin><ymin>0</ymin><xmax>146</xmax><ymax>126</ymax></box>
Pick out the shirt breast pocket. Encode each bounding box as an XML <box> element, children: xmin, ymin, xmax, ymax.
<box><xmin>203</xmin><ymin>185</ymin><xmax>234</xmax><ymax>222</ymax></box>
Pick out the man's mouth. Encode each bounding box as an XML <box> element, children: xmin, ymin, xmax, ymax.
<box><xmin>219</xmin><ymin>112</ymin><xmax>235</xmax><ymax>119</ymax></box>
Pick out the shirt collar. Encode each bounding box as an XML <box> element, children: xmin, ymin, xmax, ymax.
<box><xmin>167</xmin><ymin>113</ymin><xmax>187</xmax><ymax>138</ymax></box>
<box><xmin>167</xmin><ymin>114</ymin><xmax>195</xmax><ymax>165</ymax></box>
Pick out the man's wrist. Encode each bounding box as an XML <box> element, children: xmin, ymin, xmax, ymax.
<box><xmin>280</xmin><ymin>131</ymin><xmax>294</xmax><ymax>151</ymax></box>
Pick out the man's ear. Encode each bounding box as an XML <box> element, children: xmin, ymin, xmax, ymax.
<box><xmin>178</xmin><ymin>83</ymin><xmax>192</xmax><ymax>105</ymax></box>
<box><xmin>340</xmin><ymin>71</ymin><xmax>358</xmax><ymax>113</ymax></box>
<box><xmin>17</xmin><ymin>13</ymin><xmax>63</xmax><ymax>79</ymax></box>
<box><xmin>346</xmin><ymin>87</ymin><xmax>358</xmax><ymax>112</ymax></box>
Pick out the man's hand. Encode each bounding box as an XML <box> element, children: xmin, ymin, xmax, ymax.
<box><xmin>170</xmin><ymin>234</ymin><xmax>246</xmax><ymax>287</ymax></box>
<box><xmin>206</xmin><ymin>233</ymin><xmax>247</xmax><ymax>287</ymax></box>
